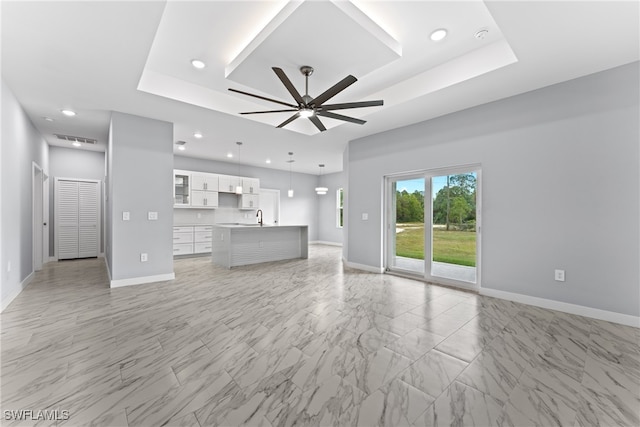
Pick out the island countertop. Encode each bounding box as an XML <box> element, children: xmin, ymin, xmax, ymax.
<box><xmin>211</xmin><ymin>224</ymin><xmax>308</xmax><ymax>268</ymax></box>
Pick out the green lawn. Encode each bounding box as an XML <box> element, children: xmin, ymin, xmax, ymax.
<box><xmin>396</xmin><ymin>223</ymin><xmax>476</xmax><ymax>267</ymax></box>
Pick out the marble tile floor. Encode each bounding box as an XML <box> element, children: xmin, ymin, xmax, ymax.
<box><xmin>1</xmin><ymin>245</ymin><xmax>638</xmax><ymax>426</ymax></box>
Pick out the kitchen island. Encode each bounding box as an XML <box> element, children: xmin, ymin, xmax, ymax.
<box><xmin>211</xmin><ymin>224</ymin><xmax>308</xmax><ymax>268</ymax></box>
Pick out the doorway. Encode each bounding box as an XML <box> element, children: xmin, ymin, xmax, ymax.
<box><xmin>32</xmin><ymin>162</ymin><xmax>46</xmax><ymax>271</ymax></box>
<box><xmin>385</xmin><ymin>166</ymin><xmax>481</xmax><ymax>289</ymax></box>
<box><xmin>259</xmin><ymin>188</ymin><xmax>280</xmax><ymax>226</ymax></box>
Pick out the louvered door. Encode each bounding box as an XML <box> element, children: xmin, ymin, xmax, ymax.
<box><xmin>78</xmin><ymin>181</ymin><xmax>98</xmax><ymax>257</ymax></box>
<box><xmin>56</xmin><ymin>179</ymin><xmax>99</xmax><ymax>259</ymax></box>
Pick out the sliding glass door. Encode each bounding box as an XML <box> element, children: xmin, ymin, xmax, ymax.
<box><xmin>387</xmin><ymin>176</ymin><xmax>426</xmax><ymax>274</ymax></box>
<box><xmin>386</xmin><ymin>166</ymin><xmax>481</xmax><ymax>287</ymax></box>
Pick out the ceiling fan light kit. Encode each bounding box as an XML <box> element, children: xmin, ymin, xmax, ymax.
<box><xmin>229</xmin><ymin>66</ymin><xmax>383</xmax><ymax>132</ymax></box>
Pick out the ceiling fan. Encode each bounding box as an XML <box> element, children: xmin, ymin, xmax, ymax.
<box><xmin>229</xmin><ymin>66</ymin><xmax>383</xmax><ymax>132</ymax></box>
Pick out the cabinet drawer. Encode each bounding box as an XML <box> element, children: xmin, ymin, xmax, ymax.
<box><xmin>173</xmin><ymin>243</ymin><xmax>194</xmax><ymax>255</ymax></box>
<box><xmin>194</xmin><ymin>231</ymin><xmax>212</xmax><ymax>242</ymax></box>
<box><xmin>194</xmin><ymin>242</ymin><xmax>212</xmax><ymax>253</ymax></box>
<box><xmin>173</xmin><ymin>226</ymin><xmax>193</xmax><ymax>233</ymax></box>
<box><xmin>173</xmin><ymin>232</ymin><xmax>194</xmax><ymax>244</ymax></box>
<box><xmin>194</xmin><ymin>225</ymin><xmax>212</xmax><ymax>232</ymax></box>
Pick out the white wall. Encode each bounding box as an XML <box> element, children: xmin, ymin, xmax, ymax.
<box><xmin>48</xmin><ymin>146</ymin><xmax>106</xmax><ymax>257</ymax></box>
<box><xmin>107</xmin><ymin>112</ymin><xmax>174</xmax><ymax>285</ymax></box>
<box><xmin>1</xmin><ymin>79</ymin><xmax>49</xmax><ymax>310</ymax></box>
<box><xmin>346</xmin><ymin>62</ymin><xmax>639</xmax><ymax>317</ymax></box>
<box><xmin>173</xmin><ymin>156</ymin><xmax>321</xmax><ymax>241</ymax></box>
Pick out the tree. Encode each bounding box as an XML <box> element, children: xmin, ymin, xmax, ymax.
<box><xmin>432</xmin><ymin>173</ymin><xmax>476</xmax><ymax>229</ymax></box>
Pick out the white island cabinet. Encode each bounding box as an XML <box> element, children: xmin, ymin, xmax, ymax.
<box><xmin>211</xmin><ymin>224</ymin><xmax>308</xmax><ymax>268</ymax></box>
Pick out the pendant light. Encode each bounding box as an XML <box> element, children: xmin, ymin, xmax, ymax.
<box><xmin>315</xmin><ymin>164</ymin><xmax>328</xmax><ymax>195</ymax></box>
<box><xmin>235</xmin><ymin>142</ymin><xmax>243</xmax><ymax>194</ymax></box>
<box><xmin>287</xmin><ymin>152</ymin><xmax>294</xmax><ymax>198</ymax></box>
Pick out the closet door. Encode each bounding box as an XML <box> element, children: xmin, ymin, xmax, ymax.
<box><xmin>57</xmin><ymin>180</ymin><xmax>80</xmax><ymax>260</ymax></box>
<box><xmin>78</xmin><ymin>181</ymin><xmax>99</xmax><ymax>258</ymax></box>
<box><xmin>56</xmin><ymin>179</ymin><xmax>99</xmax><ymax>259</ymax></box>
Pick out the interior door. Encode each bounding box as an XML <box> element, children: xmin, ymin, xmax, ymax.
<box><xmin>57</xmin><ymin>180</ymin><xmax>79</xmax><ymax>260</ymax></box>
<box><xmin>33</xmin><ymin>164</ymin><xmax>44</xmax><ymax>270</ymax></box>
<box><xmin>259</xmin><ymin>189</ymin><xmax>280</xmax><ymax>225</ymax></box>
<box><xmin>56</xmin><ymin>178</ymin><xmax>100</xmax><ymax>259</ymax></box>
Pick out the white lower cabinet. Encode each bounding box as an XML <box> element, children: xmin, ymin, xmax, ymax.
<box><xmin>194</xmin><ymin>226</ymin><xmax>212</xmax><ymax>254</ymax></box>
<box><xmin>173</xmin><ymin>227</ymin><xmax>194</xmax><ymax>255</ymax></box>
<box><xmin>173</xmin><ymin>225</ymin><xmax>213</xmax><ymax>256</ymax></box>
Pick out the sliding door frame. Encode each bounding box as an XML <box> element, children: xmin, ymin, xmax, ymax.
<box><xmin>384</xmin><ymin>164</ymin><xmax>482</xmax><ymax>291</ymax></box>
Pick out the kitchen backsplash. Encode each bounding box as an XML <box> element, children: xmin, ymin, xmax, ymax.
<box><xmin>174</xmin><ymin>194</ymin><xmax>258</xmax><ymax>226</ymax></box>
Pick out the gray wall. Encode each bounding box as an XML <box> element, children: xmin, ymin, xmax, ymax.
<box><xmin>1</xmin><ymin>79</ymin><xmax>49</xmax><ymax>309</ymax></box>
<box><xmin>48</xmin><ymin>146</ymin><xmax>106</xmax><ymax>256</ymax></box>
<box><xmin>107</xmin><ymin>112</ymin><xmax>174</xmax><ymax>282</ymax></box>
<box><xmin>346</xmin><ymin>62</ymin><xmax>639</xmax><ymax>317</ymax></box>
<box><xmin>173</xmin><ymin>156</ymin><xmax>321</xmax><ymax>241</ymax></box>
<box><xmin>317</xmin><ymin>171</ymin><xmax>344</xmax><ymax>244</ymax></box>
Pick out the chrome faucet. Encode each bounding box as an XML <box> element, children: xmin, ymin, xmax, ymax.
<box><xmin>256</xmin><ymin>209</ymin><xmax>263</xmax><ymax>226</ymax></box>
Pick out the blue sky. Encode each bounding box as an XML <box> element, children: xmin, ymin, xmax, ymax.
<box><xmin>397</xmin><ymin>177</ymin><xmax>447</xmax><ymax>197</ymax></box>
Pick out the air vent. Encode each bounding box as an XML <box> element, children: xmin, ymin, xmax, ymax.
<box><xmin>54</xmin><ymin>134</ymin><xmax>97</xmax><ymax>144</ymax></box>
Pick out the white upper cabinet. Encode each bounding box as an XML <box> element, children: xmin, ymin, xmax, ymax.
<box><xmin>242</xmin><ymin>178</ymin><xmax>260</xmax><ymax>194</ymax></box>
<box><xmin>174</xmin><ymin>171</ymin><xmax>191</xmax><ymax>207</ymax></box>
<box><xmin>239</xmin><ymin>194</ymin><xmax>259</xmax><ymax>209</ymax></box>
<box><xmin>192</xmin><ymin>173</ymin><xmax>219</xmax><ymax>192</ymax></box>
<box><xmin>191</xmin><ymin>190</ymin><xmax>219</xmax><ymax>208</ymax></box>
<box><xmin>218</xmin><ymin>175</ymin><xmax>242</xmax><ymax>193</ymax></box>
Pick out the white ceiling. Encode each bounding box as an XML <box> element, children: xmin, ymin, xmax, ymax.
<box><xmin>2</xmin><ymin>1</ymin><xmax>638</xmax><ymax>174</ymax></box>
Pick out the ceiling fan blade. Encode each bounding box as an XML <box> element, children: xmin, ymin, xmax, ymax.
<box><xmin>317</xmin><ymin>111</ymin><xmax>366</xmax><ymax>125</ymax></box>
<box><xmin>310</xmin><ymin>75</ymin><xmax>357</xmax><ymax>106</ymax></box>
<box><xmin>309</xmin><ymin>115</ymin><xmax>327</xmax><ymax>132</ymax></box>
<box><xmin>240</xmin><ymin>109</ymin><xmax>298</xmax><ymax>115</ymax></box>
<box><xmin>277</xmin><ymin>113</ymin><xmax>300</xmax><ymax>128</ymax></box>
<box><xmin>228</xmin><ymin>88</ymin><xmax>297</xmax><ymax>108</ymax></box>
<box><xmin>272</xmin><ymin>67</ymin><xmax>305</xmax><ymax>106</ymax></box>
<box><xmin>320</xmin><ymin>100</ymin><xmax>383</xmax><ymax>111</ymax></box>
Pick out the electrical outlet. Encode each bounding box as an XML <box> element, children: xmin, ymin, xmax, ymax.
<box><xmin>554</xmin><ymin>269</ymin><xmax>565</xmax><ymax>282</ymax></box>
<box><xmin>197</xmin><ymin>213</ymin><xmax>202</xmax><ymax>219</ymax></box>
<box><xmin>362</xmin><ymin>213</ymin><xmax>369</xmax><ymax>220</ymax></box>
<box><xmin>122</xmin><ymin>211</ymin><xmax>130</xmax><ymax>221</ymax></box>
<box><xmin>140</xmin><ymin>253</ymin><xmax>148</xmax><ymax>262</ymax></box>
<box><xmin>148</xmin><ymin>212</ymin><xmax>158</xmax><ymax>220</ymax></box>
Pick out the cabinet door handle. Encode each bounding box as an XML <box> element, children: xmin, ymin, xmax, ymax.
<box><xmin>204</xmin><ymin>198</ymin><xmax>207</xmax><ymax>206</ymax></box>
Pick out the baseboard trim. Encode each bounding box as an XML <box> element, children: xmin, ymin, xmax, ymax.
<box><xmin>310</xmin><ymin>241</ymin><xmax>343</xmax><ymax>247</ymax></box>
<box><xmin>110</xmin><ymin>272</ymin><xmax>175</xmax><ymax>288</ymax></box>
<box><xmin>1</xmin><ymin>272</ymin><xmax>34</xmax><ymax>312</ymax></box>
<box><xmin>480</xmin><ymin>288</ymin><xmax>640</xmax><ymax>328</ymax></box>
<box><xmin>343</xmin><ymin>260</ymin><xmax>384</xmax><ymax>274</ymax></box>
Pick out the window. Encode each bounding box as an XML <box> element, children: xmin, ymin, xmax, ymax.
<box><xmin>336</xmin><ymin>188</ymin><xmax>344</xmax><ymax>228</ymax></box>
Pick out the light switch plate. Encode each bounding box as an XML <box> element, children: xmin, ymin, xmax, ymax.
<box><xmin>122</xmin><ymin>211</ymin><xmax>130</xmax><ymax>221</ymax></box>
<box><xmin>148</xmin><ymin>212</ymin><xmax>158</xmax><ymax>220</ymax></box>
<box><xmin>554</xmin><ymin>269</ymin><xmax>565</xmax><ymax>282</ymax></box>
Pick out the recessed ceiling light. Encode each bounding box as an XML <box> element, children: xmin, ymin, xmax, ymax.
<box><xmin>227</xmin><ymin>153</ymin><xmax>233</xmax><ymax>158</ymax></box>
<box><xmin>61</xmin><ymin>109</ymin><xmax>76</xmax><ymax>117</ymax></box>
<box><xmin>191</xmin><ymin>59</ymin><xmax>206</xmax><ymax>69</ymax></box>
<box><xmin>193</xmin><ymin>132</ymin><xmax>203</xmax><ymax>139</ymax></box>
<box><xmin>72</xmin><ymin>141</ymin><xmax>82</xmax><ymax>147</ymax></box>
<box><xmin>43</xmin><ymin>116</ymin><xmax>54</xmax><ymax>122</ymax></box>
<box><xmin>430</xmin><ymin>29</ymin><xmax>448</xmax><ymax>41</ymax></box>
<box><xmin>266</xmin><ymin>159</ymin><xmax>271</xmax><ymax>164</ymax></box>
